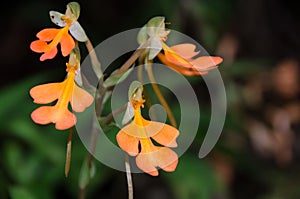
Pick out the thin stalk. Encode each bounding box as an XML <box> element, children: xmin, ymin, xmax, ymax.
<box><xmin>125</xmin><ymin>154</ymin><xmax>133</xmax><ymax>199</ymax></box>
<box><xmin>103</xmin><ymin>103</ymin><xmax>128</xmax><ymax>125</ymax></box>
<box><xmin>79</xmin><ymin>39</ymin><xmax>106</xmax><ymax>199</ymax></box>
<box><xmin>137</xmin><ymin>65</ymin><xmax>144</xmax><ymax>84</ymax></box>
<box><xmin>65</xmin><ymin>128</ymin><xmax>73</xmax><ymax>177</ymax></box>
<box><xmin>116</xmin><ymin>40</ymin><xmax>150</xmax><ymax>75</ymax></box>
<box><xmin>85</xmin><ymin>38</ymin><xmax>103</xmax><ymax>78</ymax></box>
<box><xmin>146</xmin><ymin>62</ymin><xmax>177</xmax><ymax>127</ymax></box>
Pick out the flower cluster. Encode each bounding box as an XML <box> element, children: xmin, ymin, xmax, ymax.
<box><xmin>30</xmin><ymin>2</ymin><xmax>92</xmax><ymax>130</ymax></box>
<box><xmin>29</xmin><ymin>2</ymin><xmax>223</xmax><ymax>179</ymax></box>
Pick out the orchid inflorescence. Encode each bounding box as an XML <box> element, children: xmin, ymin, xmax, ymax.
<box><xmin>29</xmin><ymin>1</ymin><xmax>223</xmax><ymax>197</ymax></box>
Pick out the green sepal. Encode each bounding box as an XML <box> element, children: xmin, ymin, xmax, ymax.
<box><xmin>66</xmin><ymin>2</ymin><xmax>81</xmax><ymax>20</ymax></box>
<box><xmin>128</xmin><ymin>81</ymin><xmax>143</xmax><ymax>101</ymax></box>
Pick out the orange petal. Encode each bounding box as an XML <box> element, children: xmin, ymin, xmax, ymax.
<box><xmin>162</xmin><ymin>42</ymin><xmax>192</xmax><ymax>68</ymax></box>
<box><xmin>157</xmin><ymin>53</ymin><xmax>205</xmax><ymax>76</ymax></box>
<box><xmin>121</xmin><ymin>119</ymin><xmax>172</xmax><ymax>138</ymax></box>
<box><xmin>31</xmin><ymin>105</ymin><xmax>76</xmax><ymax>130</ymax></box>
<box><xmin>40</xmin><ymin>47</ymin><xmax>58</xmax><ymax>61</ymax></box>
<box><xmin>151</xmin><ymin>123</ymin><xmax>179</xmax><ymax>147</ymax></box>
<box><xmin>31</xmin><ymin>106</ymin><xmax>54</xmax><ymax>125</ymax></box>
<box><xmin>30</xmin><ymin>40</ymin><xmax>48</xmax><ymax>53</ymax></box>
<box><xmin>170</xmin><ymin>43</ymin><xmax>199</xmax><ymax>59</ymax></box>
<box><xmin>30</xmin><ymin>82</ymin><xmax>63</xmax><ymax>104</ymax></box>
<box><xmin>70</xmin><ymin>84</ymin><xmax>94</xmax><ymax>112</ymax></box>
<box><xmin>136</xmin><ymin>145</ymin><xmax>178</xmax><ymax>176</ymax></box>
<box><xmin>60</xmin><ymin>33</ymin><xmax>75</xmax><ymax>57</ymax></box>
<box><xmin>36</xmin><ymin>28</ymin><xmax>60</xmax><ymax>42</ymax></box>
<box><xmin>116</xmin><ymin>130</ymin><xmax>139</xmax><ymax>156</ymax></box>
<box><xmin>54</xmin><ymin>109</ymin><xmax>77</xmax><ymax>130</ymax></box>
<box><xmin>191</xmin><ymin>56</ymin><xmax>223</xmax><ymax>71</ymax></box>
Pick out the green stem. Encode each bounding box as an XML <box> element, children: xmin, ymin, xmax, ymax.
<box><xmin>146</xmin><ymin>62</ymin><xmax>177</xmax><ymax>128</ymax></box>
<box><xmin>85</xmin><ymin>38</ymin><xmax>103</xmax><ymax>78</ymax></box>
<box><xmin>116</xmin><ymin>40</ymin><xmax>150</xmax><ymax>75</ymax></box>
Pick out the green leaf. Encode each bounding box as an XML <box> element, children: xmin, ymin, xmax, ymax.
<box><xmin>66</xmin><ymin>2</ymin><xmax>81</xmax><ymax>20</ymax></box>
<box><xmin>78</xmin><ymin>158</ymin><xmax>96</xmax><ymax>189</ymax></box>
<box><xmin>128</xmin><ymin>80</ymin><xmax>143</xmax><ymax>101</ymax></box>
<box><xmin>9</xmin><ymin>186</ymin><xmax>36</xmax><ymax>199</ymax></box>
<box><xmin>104</xmin><ymin>67</ymin><xmax>133</xmax><ymax>88</ymax></box>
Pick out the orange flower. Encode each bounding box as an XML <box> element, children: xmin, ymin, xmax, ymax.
<box><xmin>117</xmin><ymin>100</ymin><xmax>179</xmax><ymax>176</ymax></box>
<box><xmin>30</xmin><ymin>3</ymin><xmax>88</xmax><ymax>61</ymax></box>
<box><xmin>30</xmin><ymin>26</ymin><xmax>75</xmax><ymax>61</ymax></box>
<box><xmin>158</xmin><ymin>42</ymin><xmax>223</xmax><ymax>76</ymax></box>
<box><xmin>30</xmin><ymin>64</ymin><xmax>93</xmax><ymax>130</ymax></box>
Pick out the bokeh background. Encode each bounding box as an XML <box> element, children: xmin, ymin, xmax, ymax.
<box><xmin>1</xmin><ymin>0</ymin><xmax>300</xmax><ymax>198</ymax></box>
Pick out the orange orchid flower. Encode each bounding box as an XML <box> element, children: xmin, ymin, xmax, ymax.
<box><xmin>30</xmin><ymin>3</ymin><xmax>88</xmax><ymax>61</ymax></box>
<box><xmin>158</xmin><ymin>42</ymin><xmax>223</xmax><ymax>76</ymax></box>
<box><xmin>137</xmin><ymin>16</ymin><xmax>223</xmax><ymax>76</ymax></box>
<box><xmin>30</xmin><ymin>26</ymin><xmax>75</xmax><ymax>61</ymax></box>
<box><xmin>117</xmin><ymin>100</ymin><xmax>179</xmax><ymax>176</ymax></box>
<box><xmin>30</xmin><ymin>64</ymin><xmax>93</xmax><ymax>130</ymax></box>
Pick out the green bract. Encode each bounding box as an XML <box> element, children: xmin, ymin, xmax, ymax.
<box><xmin>66</xmin><ymin>2</ymin><xmax>81</xmax><ymax>20</ymax></box>
<box><xmin>128</xmin><ymin>81</ymin><xmax>143</xmax><ymax>101</ymax></box>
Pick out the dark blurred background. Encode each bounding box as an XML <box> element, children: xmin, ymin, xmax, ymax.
<box><xmin>1</xmin><ymin>0</ymin><xmax>300</xmax><ymax>199</ymax></box>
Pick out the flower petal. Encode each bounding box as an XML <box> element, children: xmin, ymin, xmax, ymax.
<box><xmin>121</xmin><ymin>118</ymin><xmax>172</xmax><ymax>139</ymax></box>
<box><xmin>49</xmin><ymin>11</ymin><xmax>67</xmax><ymax>27</ymax></box>
<box><xmin>157</xmin><ymin>53</ymin><xmax>206</xmax><ymax>76</ymax></box>
<box><xmin>54</xmin><ymin>109</ymin><xmax>77</xmax><ymax>130</ymax></box>
<box><xmin>36</xmin><ymin>28</ymin><xmax>60</xmax><ymax>41</ymax></box>
<box><xmin>30</xmin><ymin>82</ymin><xmax>63</xmax><ymax>104</ymax></box>
<box><xmin>31</xmin><ymin>106</ymin><xmax>54</xmax><ymax>125</ymax></box>
<box><xmin>70</xmin><ymin>84</ymin><xmax>94</xmax><ymax>112</ymax></box>
<box><xmin>170</xmin><ymin>43</ymin><xmax>199</xmax><ymax>59</ymax></box>
<box><xmin>190</xmin><ymin>56</ymin><xmax>223</xmax><ymax>71</ymax></box>
<box><xmin>60</xmin><ymin>33</ymin><xmax>75</xmax><ymax>57</ymax></box>
<box><xmin>162</xmin><ymin>42</ymin><xmax>192</xmax><ymax>67</ymax></box>
<box><xmin>116</xmin><ymin>130</ymin><xmax>139</xmax><ymax>156</ymax></box>
<box><xmin>151</xmin><ymin>123</ymin><xmax>179</xmax><ymax>147</ymax></box>
<box><xmin>69</xmin><ymin>21</ymin><xmax>88</xmax><ymax>42</ymax></box>
<box><xmin>40</xmin><ymin>47</ymin><xmax>58</xmax><ymax>61</ymax></box>
<box><xmin>31</xmin><ymin>105</ymin><xmax>76</xmax><ymax>130</ymax></box>
<box><xmin>136</xmin><ymin>145</ymin><xmax>178</xmax><ymax>176</ymax></box>
<box><xmin>30</xmin><ymin>40</ymin><xmax>48</xmax><ymax>53</ymax></box>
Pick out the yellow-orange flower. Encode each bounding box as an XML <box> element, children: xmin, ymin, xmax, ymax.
<box><xmin>30</xmin><ymin>64</ymin><xmax>93</xmax><ymax>130</ymax></box>
<box><xmin>30</xmin><ymin>25</ymin><xmax>75</xmax><ymax>61</ymax></box>
<box><xmin>117</xmin><ymin>100</ymin><xmax>179</xmax><ymax>176</ymax></box>
<box><xmin>158</xmin><ymin>42</ymin><xmax>223</xmax><ymax>76</ymax></box>
<box><xmin>30</xmin><ymin>3</ymin><xmax>88</xmax><ymax>61</ymax></box>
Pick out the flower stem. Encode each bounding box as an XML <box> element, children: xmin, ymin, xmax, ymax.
<box><xmin>146</xmin><ymin>62</ymin><xmax>177</xmax><ymax>127</ymax></box>
<box><xmin>102</xmin><ymin>103</ymin><xmax>128</xmax><ymax>125</ymax></box>
<box><xmin>85</xmin><ymin>38</ymin><xmax>103</xmax><ymax>78</ymax></box>
<box><xmin>78</xmin><ymin>39</ymin><xmax>105</xmax><ymax>199</ymax></box>
<box><xmin>116</xmin><ymin>40</ymin><xmax>150</xmax><ymax>75</ymax></box>
<box><xmin>65</xmin><ymin>128</ymin><xmax>73</xmax><ymax>177</ymax></box>
<box><xmin>125</xmin><ymin>154</ymin><xmax>133</xmax><ymax>199</ymax></box>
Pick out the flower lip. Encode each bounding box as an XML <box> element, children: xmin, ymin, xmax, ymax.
<box><xmin>116</xmin><ymin>96</ymin><xmax>179</xmax><ymax>175</ymax></box>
